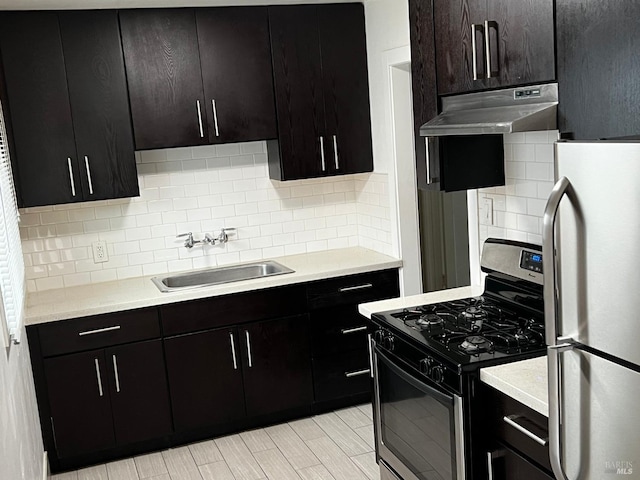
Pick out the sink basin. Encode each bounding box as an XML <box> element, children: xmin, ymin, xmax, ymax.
<box><xmin>152</xmin><ymin>260</ymin><xmax>294</xmax><ymax>292</ymax></box>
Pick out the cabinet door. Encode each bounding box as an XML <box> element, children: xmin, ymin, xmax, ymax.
<box><xmin>240</xmin><ymin>314</ymin><xmax>313</xmax><ymax>417</ymax></box>
<box><xmin>44</xmin><ymin>350</ymin><xmax>115</xmax><ymax>458</ymax></box>
<box><xmin>556</xmin><ymin>1</ymin><xmax>640</xmax><ymax>139</ymax></box>
<box><xmin>120</xmin><ymin>9</ymin><xmax>208</xmax><ymax>150</ymax></box>
<box><xmin>485</xmin><ymin>0</ymin><xmax>555</xmax><ymax>89</ymax></box>
<box><xmin>59</xmin><ymin>10</ymin><xmax>139</xmax><ymax>201</ymax></box>
<box><xmin>489</xmin><ymin>445</ymin><xmax>554</xmax><ymax>480</ymax></box>
<box><xmin>317</xmin><ymin>4</ymin><xmax>373</xmax><ymax>176</ymax></box>
<box><xmin>434</xmin><ymin>0</ymin><xmax>488</xmax><ymax>95</ymax></box>
<box><xmin>0</xmin><ymin>12</ymin><xmax>80</xmax><ymax>207</ymax></box>
<box><xmin>106</xmin><ymin>339</ymin><xmax>172</xmax><ymax>446</ymax></box>
<box><xmin>164</xmin><ymin>328</ymin><xmax>246</xmax><ymax>432</ymax></box>
<box><xmin>268</xmin><ymin>6</ymin><xmax>327</xmax><ymax>180</ymax></box>
<box><xmin>196</xmin><ymin>7</ymin><xmax>277</xmax><ymax>145</ymax></box>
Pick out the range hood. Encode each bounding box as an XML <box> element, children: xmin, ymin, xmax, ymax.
<box><xmin>420</xmin><ymin>83</ymin><xmax>558</xmax><ymax>137</ymax></box>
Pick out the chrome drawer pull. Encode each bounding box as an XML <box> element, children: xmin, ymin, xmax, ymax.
<box><xmin>196</xmin><ymin>100</ymin><xmax>204</xmax><ymax>138</ymax></box>
<box><xmin>345</xmin><ymin>368</ymin><xmax>370</xmax><ymax>378</ymax></box>
<box><xmin>245</xmin><ymin>330</ymin><xmax>253</xmax><ymax>368</ymax></box>
<box><xmin>503</xmin><ymin>415</ymin><xmax>548</xmax><ymax>446</ymax></box>
<box><xmin>339</xmin><ymin>283</ymin><xmax>373</xmax><ymax>293</ymax></box>
<box><xmin>229</xmin><ymin>332</ymin><xmax>238</xmax><ymax>370</ymax></box>
<box><xmin>84</xmin><ymin>156</ymin><xmax>94</xmax><ymax>195</ymax></box>
<box><xmin>67</xmin><ymin>158</ymin><xmax>76</xmax><ymax>197</ymax></box>
<box><xmin>319</xmin><ymin>136</ymin><xmax>326</xmax><ymax>172</ymax></box>
<box><xmin>78</xmin><ymin>325</ymin><xmax>121</xmax><ymax>336</ymax></box>
<box><xmin>341</xmin><ymin>326</ymin><xmax>368</xmax><ymax>335</ymax></box>
<box><xmin>211</xmin><ymin>99</ymin><xmax>220</xmax><ymax>137</ymax></box>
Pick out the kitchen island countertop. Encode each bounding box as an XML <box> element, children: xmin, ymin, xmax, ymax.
<box><xmin>26</xmin><ymin>247</ymin><xmax>402</xmax><ymax>325</ymax></box>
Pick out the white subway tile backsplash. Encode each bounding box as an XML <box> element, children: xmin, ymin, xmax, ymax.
<box><xmin>478</xmin><ymin>131</ymin><xmax>557</xmax><ymax>250</ymax></box>
<box><xmin>20</xmin><ymin>142</ymin><xmax>393</xmax><ymax>291</ymax></box>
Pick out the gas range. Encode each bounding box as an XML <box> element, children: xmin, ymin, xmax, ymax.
<box><xmin>371</xmin><ymin>238</ymin><xmax>546</xmax><ymax>480</ymax></box>
<box><xmin>371</xmin><ymin>238</ymin><xmax>546</xmax><ymax>372</ymax></box>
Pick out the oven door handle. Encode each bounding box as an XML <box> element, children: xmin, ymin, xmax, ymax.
<box><xmin>375</xmin><ymin>347</ymin><xmax>454</xmax><ymax>406</ymax></box>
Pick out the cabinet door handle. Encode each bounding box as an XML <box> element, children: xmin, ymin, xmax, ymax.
<box><xmin>245</xmin><ymin>330</ymin><xmax>253</xmax><ymax>368</ymax></box>
<box><xmin>339</xmin><ymin>283</ymin><xmax>373</xmax><ymax>293</ymax></box>
<box><xmin>486</xmin><ymin>450</ymin><xmax>505</xmax><ymax>480</ymax></box>
<box><xmin>332</xmin><ymin>135</ymin><xmax>339</xmax><ymax>169</ymax></box>
<box><xmin>367</xmin><ymin>333</ymin><xmax>374</xmax><ymax>378</ymax></box>
<box><xmin>319</xmin><ymin>136</ymin><xmax>326</xmax><ymax>172</ymax></box>
<box><xmin>345</xmin><ymin>368</ymin><xmax>370</xmax><ymax>378</ymax></box>
<box><xmin>211</xmin><ymin>99</ymin><xmax>220</xmax><ymax>137</ymax></box>
<box><xmin>94</xmin><ymin>358</ymin><xmax>103</xmax><ymax>397</ymax></box>
<box><xmin>196</xmin><ymin>100</ymin><xmax>204</xmax><ymax>138</ymax></box>
<box><xmin>229</xmin><ymin>331</ymin><xmax>238</xmax><ymax>370</ymax></box>
<box><xmin>67</xmin><ymin>158</ymin><xmax>76</xmax><ymax>197</ymax></box>
<box><xmin>503</xmin><ymin>415</ymin><xmax>549</xmax><ymax>446</ymax></box>
<box><xmin>484</xmin><ymin>20</ymin><xmax>499</xmax><ymax>78</ymax></box>
<box><xmin>471</xmin><ymin>23</ymin><xmax>485</xmax><ymax>80</ymax></box>
<box><xmin>78</xmin><ymin>325</ymin><xmax>121</xmax><ymax>336</ymax></box>
<box><xmin>341</xmin><ymin>326</ymin><xmax>368</xmax><ymax>335</ymax></box>
<box><xmin>112</xmin><ymin>355</ymin><xmax>121</xmax><ymax>393</ymax></box>
<box><xmin>84</xmin><ymin>156</ymin><xmax>94</xmax><ymax>195</ymax></box>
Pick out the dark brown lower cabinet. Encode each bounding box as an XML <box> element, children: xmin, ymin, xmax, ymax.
<box><xmin>164</xmin><ymin>328</ymin><xmax>246</xmax><ymax>432</ymax></box>
<box><xmin>488</xmin><ymin>445</ymin><xmax>554</xmax><ymax>480</ymax></box>
<box><xmin>165</xmin><ymin>314</ymin><xmax>312</xmax><ymax>432</ymax></box>
<box><xmin>241</xmin><ymin>314</ymin><xmax>313</xmax><ymax>417</ymax></box>
<box><xmin>44</xmin><ymin>339</ymin><xmax>172</xmax><ymax>459</ymax></box>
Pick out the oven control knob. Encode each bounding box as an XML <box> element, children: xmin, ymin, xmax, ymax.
<box><xmin>431</xmin><ymin>365</ymin><xmax>444</xmax><ymax>384</ymax></box>
<box><xmin>384</xmin><ymin>334</ymin><xmax>395</xmax><ymax>351</ymax></box>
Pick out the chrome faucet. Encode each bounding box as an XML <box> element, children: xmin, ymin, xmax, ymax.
<box><xmin>177</xmin><ymin>229</ymin><xmax>236</xmax><ymax>248</ymax></box>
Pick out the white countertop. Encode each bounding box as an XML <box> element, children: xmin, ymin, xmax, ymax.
<box><xmin>357</xmin><ymin>285</ymin><xmax>484</xmax><ymax>319</ymax></box>
<box><xmin>480</xmin><ymin>356</ymin><xmax>549</xmax><ymax>417</ymax></box>
<box><xmin>26</xmin><ymin>247</ymin><xmax>402</xmax><ymax>325</ymax></box>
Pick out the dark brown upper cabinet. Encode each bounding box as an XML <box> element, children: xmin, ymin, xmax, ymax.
<box><xmin>434</xmin><ymin>0</ymin><xmax>555</xmax><ymax>96</ymax></box>
<box><xmin>267</xmin><ymin>3</ymin><xmax>373</xmax><ymax>181</ymax></box>
<box><xmin>0</xmin><ymin>11</ymin><xmax>138</xmax><ymax>207</ymax></box>
<box><xmin>120</xmin><ymin>7</ymin><xmax>277</xmax><ymax>151</ymax></box>
<box><xmin>196</xmin><ymin>7</ymin><xmax>277</xmax><ymax>145</ymax></box>
<box><xmin>556</xmin><ymin>1</ymin><xmax>640</xmax><ymax>140</ymax></box>
<box><xmin>120</xmin><ymin>9</ymin><xmax>209</xmax><ymax>150</ymax></box>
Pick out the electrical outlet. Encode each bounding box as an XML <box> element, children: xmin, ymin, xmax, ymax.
<box><xmin>481</xmin><ymin>198</ymin><xmax>494</xmax><ymax>226</ymax></box>
<box><xmin>92</xmin><ymin>241</ymin><xmax>108</xmax><ymax>263</ymax></box>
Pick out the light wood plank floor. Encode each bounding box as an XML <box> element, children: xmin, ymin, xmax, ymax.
<box><xmin>50</xmin><ymin>405</ymin><xmax>379</xmax><ymax>480</ymax></box>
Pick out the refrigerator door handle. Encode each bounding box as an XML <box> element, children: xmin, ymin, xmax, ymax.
<box><xmin>543</xmin><ymin>175</ymin><xmax>575</xmax><ymax>480</ymax></box>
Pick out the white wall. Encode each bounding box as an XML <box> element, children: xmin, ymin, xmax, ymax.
<box><xmin>0</xmin><ymin>332</ymin><xmax>44</xmax><ymax>480</ymax></box>
<box><xmin>364</xmin><ymin>0</ymin><xmax>410</xmax><ymax>175</ymax></box>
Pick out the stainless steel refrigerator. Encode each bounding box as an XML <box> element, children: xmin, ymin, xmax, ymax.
<box><xmin>543</xmin><ymin>141</ymin><xmax>640</xmax><ymax>480</ymax></box>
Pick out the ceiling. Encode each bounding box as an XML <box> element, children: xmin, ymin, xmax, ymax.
<box><xmin>0</xmin><ymin>0</ymin><xmax>361</xmax><ymax>10</ymax></box>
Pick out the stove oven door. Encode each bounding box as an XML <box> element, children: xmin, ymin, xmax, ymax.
<box><xmin>374</xmin><ymin>346</ymin><xmax>465</xmax><ymax>480</ymax></box>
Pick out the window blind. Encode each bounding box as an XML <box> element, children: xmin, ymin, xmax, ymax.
<box><xmin>0</xmin><ymin>99</ymin><xmax>24</xmax><ymax>346</ymax></box>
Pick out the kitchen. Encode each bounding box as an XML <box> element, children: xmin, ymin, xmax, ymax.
<box><xmin>0</xmin><ymin>1</ymin><xmax>638</xmax><ymax>480</ymax></box>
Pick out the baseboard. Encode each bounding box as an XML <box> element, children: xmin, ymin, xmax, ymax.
<box><xmin>42</xmin><ymin>451</ymin><xmax>49</xmax><ymax>480</ymax></box>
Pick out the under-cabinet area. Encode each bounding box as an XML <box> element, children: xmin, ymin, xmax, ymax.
<box><xmin>26</xmin><ymin>264</ymin><xmax>399</xmax><ymax>472</ymax></box>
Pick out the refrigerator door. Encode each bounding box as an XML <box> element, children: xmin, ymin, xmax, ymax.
<box><xmin>556</xmin><ymin>347</ymin><xmax>640</xmax><ymax>479</ymax></box>
<box><xmin>553</xmin><ymin>141</ymin><xmax>640</xmax><ymax>366</ymax></box>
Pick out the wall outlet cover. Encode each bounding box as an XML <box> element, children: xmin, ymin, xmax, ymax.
<box><xmin>92</xmin><ymin>241</ymin><xmax>108</xmax><ymax>263</ymax></box>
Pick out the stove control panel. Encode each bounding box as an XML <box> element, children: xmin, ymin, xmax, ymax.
<box><xmin>420</xmin><ymin>357</ymin><xmax>445</xmax><ymax>384</ymax></box>
<box><xmin>520</xmin><ymin>250</ymin><xmax>543</xmax><ymax>273</ymax></box>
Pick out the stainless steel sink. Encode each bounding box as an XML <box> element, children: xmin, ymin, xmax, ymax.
<box><xmin>151</xmin><ymin>260</ymin><xmax>294</xmax><ymax>292</ymax></box>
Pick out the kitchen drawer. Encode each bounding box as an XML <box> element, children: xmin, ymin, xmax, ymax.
<box><xmin>313</xmin><ymin>350</ymin><xmax>372</xmax><ymax>402</ymax></box>
<box><xmin>307</xmin><ymin>269</ymin><xmax>399</xmax><ymax>310</ymax></box>
<box><xmin>310</xmin><ymin>306</ymin><xmax>371</xmax><ymax>357</ymax></box>
<box><xmin>481</xmin><ymin>383</ymin><xmax>552</xmax><ymax>473</ymax></box>
<box><xmin>161</xmin><ymin>284</ymin><xmax>306</xmax><ymax>336</ymax></box>
<box><xmin>37</xmin><ymin>308</ymin><xmax>160</xmax><ymax>357</ymax></box>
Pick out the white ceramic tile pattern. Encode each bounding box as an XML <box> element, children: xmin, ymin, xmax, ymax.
<box><xmin>20</xmin><ymin>142</ymin><xmax>393</xmax><ymax>292</ymax></box>
<box><xmin>477</xmin><ymin>131</ymin><xmax>559</xmax><ymax>248</ymax></box>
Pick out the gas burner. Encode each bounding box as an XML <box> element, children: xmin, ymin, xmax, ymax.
<box><xmin>416</xmin><ymin>314</ymin><xmax>444</xmax><ymax>327</ymax></box>
<box><xmin>459</xmin><ymin>335</ymin><xmax>493</xmax><ymax>353</ymax></box>
<box><xmin>460</xmin><ymin>306</ymin><xmax>488</xmax><ymax>331</ymax></box>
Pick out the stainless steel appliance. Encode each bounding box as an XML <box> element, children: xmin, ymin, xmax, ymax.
<box><xmin>543</xmin><ymin>141</ymin><xmax>640</xmax><ymax>480</ymax></box>
<box><xmin>370</xmin><ymin>239</ymin><xmax>546</xmax><ymax>480</ymax></box>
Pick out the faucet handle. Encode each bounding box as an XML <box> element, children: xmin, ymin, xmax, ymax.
<box><xmin>221</xmin><ymin>227</ymin><xmax>236</xmax><ymax>234</ymax></box>
<box><xmin>177</xmin><ymin>232</ymin><xmax>194</xmax><ymax>248</ymax></box>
